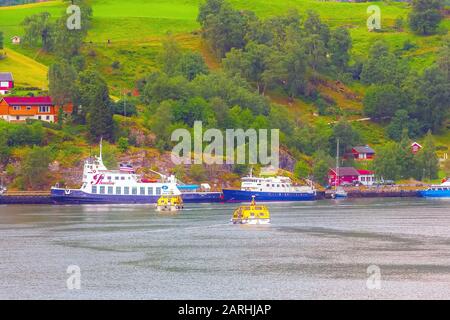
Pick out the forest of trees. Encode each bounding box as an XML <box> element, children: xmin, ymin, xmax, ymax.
<box><xmin>362</xmin><ymin>39</ymin><xmax>449</xmax><ymax>139</ymax></box>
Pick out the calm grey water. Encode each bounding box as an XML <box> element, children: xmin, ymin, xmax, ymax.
<box><xmin>1</xmin><ymin>198</ymin><xmax>450</xmax><ymax>300</ymax></box>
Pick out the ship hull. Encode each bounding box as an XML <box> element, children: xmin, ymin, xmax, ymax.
<box><xmin>418</xmin><ymin>190</ymin><xmax>450</xmax><ymax>198</ymax></box>
<box><xmin>180</xmin><ymin>192</ymin><xmax>223</xmax><ymax>203</ymax></box>
<box><xmin>51</xmin><ymin>188</ymin><xmax>223</xmax><ymax>204</ymax></box>
<box><xmin>222</xmin><ymin>189</ymin><xmax>316</xmax><ymax>202</ymax></box>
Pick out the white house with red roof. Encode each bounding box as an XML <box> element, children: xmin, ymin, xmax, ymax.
<box><xmin>0</xmin><ymin>73</ymin><xmax>14</xmax><ymax>95</ymax></box>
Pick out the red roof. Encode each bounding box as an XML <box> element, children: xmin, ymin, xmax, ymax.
<box><xmin>2</xmin><ymin>96</ymin><xmax>53</xmax><ymax>106</ymax></box>
<box><xmin>357</xmin><ymin>170</ymin><xmax>374</xmax><ymax>175</ymax></box>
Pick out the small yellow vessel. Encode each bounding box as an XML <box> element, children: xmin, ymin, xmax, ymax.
<box><xmin>156</xmin><ymin>194</ymin><xmax>184</xmax><ymax>212</ymax></box>
<box><xmin>231</xmin><ymin>196</ymin><xmax>271</xmax><ymax>225</ymax></box>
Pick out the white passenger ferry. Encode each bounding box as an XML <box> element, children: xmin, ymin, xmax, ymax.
<box><xmin>222</xmin><ymin>174</ymin><xmax>316</xmax><ymax>202</ymax></box>
<box><xmin>51</xmin><ymin>143</ymin><xmax>180</xmax><ymax>204</ymax></box>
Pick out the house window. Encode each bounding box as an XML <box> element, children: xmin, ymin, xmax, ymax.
<box><xmin>26</xmin><ymin>106</ymin><xmax>32</xmax><ymax>110</ymax></box>
<box><xmin>13</xmin><ymin>106</ymin><xmax>20</xmax><ymax>111</ymax></box>
<box><xmin>16</xmin><ymin>116</ymin><xmax>19</xmax><ymax>120</ymax></box>
<box><xmin>39</xmin><ymin>106</ymin><xmax>50</xmax><ymax>113</ymax></box>
<box><xmin>46</xmin><ymin>116</ymin><xmax>50</xmax><ymax>120</ymax></box>
<box><xmin>38</xmin><ymin>116</ymin><xmax>42</xmax><ymax>120</ymax></box>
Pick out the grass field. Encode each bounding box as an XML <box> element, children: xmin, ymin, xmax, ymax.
<box><xmin>0</xmin><ymin>48</ymin><xmax>48</xmax><ymax>88</ymax></box>
<box><xmin>1</xmin><ymin>0</ymin><xmax>447</xmax><ymax>99</ymax></box>
<box><xmin>0</xmin><ymin>1</ymin><xmax>64</xmax><ymax>41</ymax></box>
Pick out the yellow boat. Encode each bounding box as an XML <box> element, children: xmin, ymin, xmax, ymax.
<box><xmin>231</xmin><ymin>196</ymin><xmax>271</xmax><ymax>225</ymax></box>
<box><xmin>156</xmin><ymin>194</ymin><xmax>184</xmax><ymax>212</ymax></box>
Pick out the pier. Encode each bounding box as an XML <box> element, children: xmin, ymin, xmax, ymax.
<box><xmin>324</xmin><ymin>186</ymin><xmax>422</xmax><ymax>199</ymax></box>
<box><xmin>0</xmin><ymin>191</ymin><xmax>53</xmax><ymax>205</ymax></box>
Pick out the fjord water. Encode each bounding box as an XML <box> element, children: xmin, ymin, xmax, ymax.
<box><xmin>1</xmin><ymin>198</ymin><xmax>450</xmax><ymax>299</ymax></box>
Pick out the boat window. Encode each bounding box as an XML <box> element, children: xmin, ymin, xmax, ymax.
<box><xmin>116</xmin><ymin>187</ymin><xmax>121</xmax><ymax>195</ymax></box>
<box><xmin>121</xmin><ymin>177</ymin><xmax>125</xmax><ymax>180</ymax></box>
<box><xmin>92</xmin><ymin>186</ymin><xmax>97</xmax><ymax>194</ymax></box>
<box><xmin>156</xmin><ymin>187</ymin><xmax>161</xmax><ymax>195</ymax></box>
<box><xmin>108</xmin><ymin>186</ymin><xmax>113</xmax><ymax>195</ymax></box>
<box><xmin>140</xmin><ymin>187</ymin><xmax>145</xmax><ymax>195</ymax></box>
<box><xmin>107</xmin><ymin>176</ymin><xmax>112</xmax><ymax>180</ymax></box>
<box><xmin>99</xmin><ymin>186</ymin><xmax>105</xmax><ymax>194</ymax></box>
<box><xmin>115</xmin><ymin>176</ymin><xmax>119</xmax><ymax>180</ymax></box>
<box><xmin>148</xmin><ymin>187</ymin><xmax>153</xmax><ymax>195</ymax></box>
<box><xmin>124</xmin><ymin>187</ymin><xmax>130</xmax><ymax>195</ymax></box>
<box><xmin>132</xmin><ymin>187</ymin><xmax>138</xmax><ymax>195</ymax></box>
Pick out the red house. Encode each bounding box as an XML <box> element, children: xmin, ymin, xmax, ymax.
<box><xmin>0</xmin><ymin>96</ymin><xmax>73</xmax><ymax>123</ymax></box>
<box><xmin>351</xmin><ymin>145</ymin><xmax>375</xmax><ymax>160</ymax></box>
<box><xmin>411</xmin><ymin>142</ymin><xmax>422</xmax><ymax>154</ymax></box>
<box><xmin>0</xmin><ymin>73</ymin><xmax>14</xmax><ymax>95</ymax></box>
<box><xmin>328</xmin><ymin>167</ymin><xmax>360</xmax><ymax>186</ymax></box>
<box><xmin>328</xmin><ymin>167</ymin><xmax>375</xmax><ymax>186</ymax></box>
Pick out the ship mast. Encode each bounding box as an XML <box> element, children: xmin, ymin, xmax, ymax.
<box><xmin>335</xmin><ymin>138</ymin><xmax>339</xmax><ymax>191</ymax></box>
<box><xmin>99</xmin><ymin>137</ymin><xmax>103</xmax><ymax>161</ymax></box>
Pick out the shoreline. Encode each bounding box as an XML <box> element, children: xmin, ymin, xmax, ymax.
<box><xmin>0</xmin><ymin>188</ymin><xmax>424</xmax><ymax>205</ymax></box>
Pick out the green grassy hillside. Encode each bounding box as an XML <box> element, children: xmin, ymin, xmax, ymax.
<box><xmin>1</xmin><ymin>1</ymin><xmax>447</xmax><ymax>66</ymax></box>
<box><xmin>0</xmin><ymin>48</ymin><xmax>48</xmax><ymax>88</ymax></box>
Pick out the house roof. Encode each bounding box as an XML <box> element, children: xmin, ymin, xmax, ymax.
<box><xmin>411</xmin><ymin>142</ymin><xmax>422</xmax><ymax>148</ymax></box>
<box><xmin>357</xmin><ymin>169</ymin><xmax>374</xmax><ymax>175</ymax></box>
<box><xmin>352</xmin><ymin>145</ymin><xmax>375</xmax><ymax>154</ymax></box>
<box><xmin>2</xmin><ymin>96</ymin><xmax>53</xmax><ymax>106</ymax></box>
<box><xmin>330</xmin><ymin>167</ymin><xmax>360</xmax><ymax>176</ymax></box>
<box><xmin>0</xmin><ymin>72</ymin><xmax>13</xmax><ymax>82</ymax></box>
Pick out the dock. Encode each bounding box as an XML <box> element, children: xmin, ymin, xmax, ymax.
<box><xmin>0</xmin><ymin>191</ymin><xmax>53</xmax><ymax>205</ymax></box>
<box><xmin>324</xmin><ymin>186</ymin><xmax>422</xmax><ymax>199</ymax></box>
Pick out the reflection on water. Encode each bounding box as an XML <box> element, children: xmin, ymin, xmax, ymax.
<box><xmin>1</xmin><ymin>198</ymin><xmax>450</xmax><ymax>299</ymax></box>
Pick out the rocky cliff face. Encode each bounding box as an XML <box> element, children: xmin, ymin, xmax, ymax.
<box><xmin>4</xmin><ymin>146</ymin><xmax>297</xmax><ymax>191</ymax></box>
